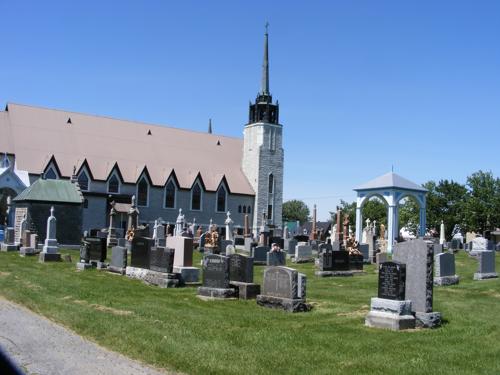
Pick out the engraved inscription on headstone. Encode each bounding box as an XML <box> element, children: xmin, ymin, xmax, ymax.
<box><xmin>262</xmin><ymin>267</ymin><xmax>297</xmax><ymax>299</ymax></box>
<box><xmin>202</xmin><ymin>254</ymin><xmax>230</xmax><ymax>289</ymax></box>
<box><xmin>229</xmin><ymin>254</ymin><xmax>253</xmax><ymax>283</ymax></box>
<box><xmin>378</xmin><ymin>262</ymin><xmax>406</xmax><ymax>300</ymax></box>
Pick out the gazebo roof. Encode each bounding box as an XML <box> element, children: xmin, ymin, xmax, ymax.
<box><xmin>354</xmin><ymin>172</ymin><xmax>427</xmax><ymax>192</ymax></box>
<box><xmin>13</xmin><ymin>179</ymin><xmax>84</xmax><ymax>204</ymax></box>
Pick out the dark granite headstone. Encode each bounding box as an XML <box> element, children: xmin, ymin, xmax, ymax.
<box><xmin>82</xmin><ymin>237</ymin><xmax>107</xmax><ymax>262</ymax></box>
<box><xmin>450</xmin><ymin>238</ymin><xmax>461</xmax><ymax>250</ymax></box>
<box><xmin>229</xmin><ymin>253</ymin><xmax>254</xmax><ymax>283</ymax></box>
<box><xmin>378</xmin><ymin>261</ymin><xmax>406</xmax><ymax>300</ymax></box>
<box><xmin>349</xmin><ymin>254</ymin><xmax>364</xmax><ymax>271</ymax></box>
<box><xmin>318</xmin><ymin>251</ymin><xmax>333</xmax><ymax>271</ymax></box>
<box><xmin>284</xmin><ymin>239</ymin><xmax>297</xmax><ymax>255</ymax></box>
<box><xmin>267</xmin><ymin>251</ymin><xmax>286</xmax><ymax>266</ymax></box>
<box><xmin>359</xmin><ymin>244</ymin><xmax>369</xmax><ymax>261</ymax></box>
<box><xmin>202</xmin><ymin>254</ymin><xmax>230</xmax><ymax>289</ymax></box>
<box><xmin>150</xmin><ymin>246</ymin><xmax>175</xmax><ymax>273</ymax></box>
<box><xmin>253</xmin><ymin>246</ymin><xmax>269</xmax><ymax>263</ymax></box>
<box><xmin>234</xmin><ymin>237</ymin><xmax>245</xmax><ymax>246</ymax></box>
<box><xmin>131</xmin><ymin>237</ymin><xmax>152</xmax><ymax>269</ymax></box>
<box><xmin>332</xmin><ymin>251</ymin><xmax>350</xmax><ymax>271</ymax></box>
<box><xmin>294</xmin><ymin>235</ymin><xmax>309</xmax><ymax>243</ymax></box>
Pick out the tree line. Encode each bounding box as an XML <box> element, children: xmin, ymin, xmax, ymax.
<box><xmin>283</xmin><ymin>170</ymin><xmax>500</xmax><ymax>239</ymax></box>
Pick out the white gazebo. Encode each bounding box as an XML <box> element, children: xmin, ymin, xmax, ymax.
<box><xmin>353</xmin><ymin>172</ymin><xmax>427</xmax><ymax>254</ymax></box>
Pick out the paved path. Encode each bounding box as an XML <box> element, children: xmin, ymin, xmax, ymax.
<box><xmin>0</xmin><ymin>298</ymin><xmax>175</xmax><ymax>375</ymax></box>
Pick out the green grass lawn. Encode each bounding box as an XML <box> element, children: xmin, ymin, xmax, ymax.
<box><xmin>0</xmin><ymin>250</ymin><xmax>499</xmax><ymax>375</ymax></box>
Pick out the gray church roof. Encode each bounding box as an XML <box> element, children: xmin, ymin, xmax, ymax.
<box><xmin>0</xmin><ymin>103</ymin><xmax>255</xmax><ymax>195</ymax></box>
<box><xmin>354</xmin><ymin>172</ymin><xmax>427</xmax><ymax>192</ymax></box>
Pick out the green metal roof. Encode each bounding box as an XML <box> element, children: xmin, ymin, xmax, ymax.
<box><xmin>13</xmin><ymin>179</ymin><xmax>83</xmax><ymax>204</ymax></box>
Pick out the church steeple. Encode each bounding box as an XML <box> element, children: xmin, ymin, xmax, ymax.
<box><xmin>260</xmin><ymin>22</ymin><xmax>270</xmax><ymax>96</ymax></box>
<box><xmin>248</xmin><ymin>24</ymin><xmax>279</xmax><ymax>125</ymax></box>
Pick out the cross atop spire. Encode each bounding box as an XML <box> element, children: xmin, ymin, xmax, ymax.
<box><xmin>260</xmin><ymin>22</ymin><xmax>270</xmax><ymax>96</ymax></box>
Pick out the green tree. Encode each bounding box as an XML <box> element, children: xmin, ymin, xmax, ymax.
<box><xmin>282</xmin><ymin>200</ymin><xmax>310</xmax><ymax>225</ymax></box>
<box><xmin>398</xmin><ymin>197</ymin><xmax>419</xmax><ymax>236</ymax></box>
<box><xmin>362</xmin><ymin>198</ymin><xmax>387</xmax><ymax>227</ymax></box>
<box><xmin>424</xmin><ymin>179</ymin><xmax>467</xmax><ymax>239</ymax></box>
<box><xmin>462</xmin><ymin>170</ymin><xmax>500</xmax><ymax>232</ymax></box>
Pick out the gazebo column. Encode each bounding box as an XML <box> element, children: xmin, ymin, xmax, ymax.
<box><xmin>355</xmin><ymin>205</ymin><xmax>363</xmax><ymax>243</ymax></box>
<box><xmin>387</xmin><ymin>204</ymin><xmax>397</xmax><ymax>254</ymax></box>
<box><xmin>419</xmin><ymin>206</ymin><xmax>426</xmax><ymax>237</ymax></box>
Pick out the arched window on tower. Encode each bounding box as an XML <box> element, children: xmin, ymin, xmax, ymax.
<box><xmin>165</xmin><ymin>180</ymin><xmax>176</xmax><ymax>209</ymax></box>
<box><xmin>191</xmin><ymin>182</ymin><xmax>202</xmax><ymax>211</ymax></box>
<box><xmin>137</xmin><ymin>177</ymin><xmax>149</xmax><ymax>207</ymax></box>
<box><xmin>216</xmin><ymin>185</ymin><xmax>227</xmax><ymax>212</ymax></box>
<box><xmin>268</xmin><ymin>174</ymin><xmax>274</xmax><ymax>194</ymax></box>
<box><xmin>247</xmin><ymin>206</ymin><xmax>251</xmax><ymax>214</ymax></box>
<box><xmin>243</xmin><ymin>206</ymin><xmax>247</xmax><ymax>214</ymax></box>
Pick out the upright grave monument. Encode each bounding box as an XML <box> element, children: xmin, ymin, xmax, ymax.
<box><xmin>256</xmin><ymin>266</ymin><xmax>311</xmax><ymax>312</ymax></box>
<box><xmin>229</xmin><ymin>253</ymin><xmax>260</xmax><ymax>299</ymax></box>
<box><xmin>393</xmin><ymin>239</ymin><xmax>441</xmax><ymax>328</ymax></box>
<box><xmin>365</xmin><ymin>261</ymin><xmax>416</xmax><ymax>330</ymax></box>
<box><xmin>473</xmin><ymin>250</ymin><xmax>498</xmax><ymax>280</ymax></box>
<box><xmin>39</xmin><ymin>207</ymin><xmax>61</xmax><ymax>262</ymax></box>
<box><xmin>197</xmin><ymin>254</ymin><xmax>237</xmax><ymax>299</ymax></box>
<box><xmin>433</xmin><ymin>252</ymin><xmax>459</xmax><ymax>286</ymax></box>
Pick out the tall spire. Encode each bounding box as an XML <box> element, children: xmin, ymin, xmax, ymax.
<box><xmin>260</xmin><ymin>22</ymin><xmax>270</xmax><ymax>96</ymax></box>
<box><xmin>208</xmin><ymin>118</ymin><xmax>212</xmax><ymax>134</ymax></box>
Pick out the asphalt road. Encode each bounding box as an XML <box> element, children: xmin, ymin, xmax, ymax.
<box><xmin>0</xmin><ymin>298</ymin><xmax>175</xmax><ymax>375</ymax></box>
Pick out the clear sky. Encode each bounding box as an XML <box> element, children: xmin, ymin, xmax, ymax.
<box><xmin>1</xmin><ymin>1</ymin><xmax>499</xmax><ymax>220</ymax></box>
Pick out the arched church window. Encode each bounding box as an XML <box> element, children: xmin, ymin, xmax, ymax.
<box><xmin>191</xmin><ymin>183</ymin><xmax>202</xmax><ymax>211</ymax></box>
<box><xmin>108</xmin><ymin>174</ymin><xmax>120</xmax><ymax>194</ymax></box>
<box><xmin>137</xmin><ymin>177</ymin><xmax>149</xmax><ymax>206</ymax></box>
<box><xmin>78</xmin><ymin>172</ymin><xmax>89</xmax><ymax>191</ymax></box>
<box><xmin>165</xmin><ymin>180</ymin><xmax>176</xmax><ymax>209</ymax></box>
<box><xmin>217</xmin><ymin>185</ymin><xmax>227</xmax><ymax>212</ymax></box>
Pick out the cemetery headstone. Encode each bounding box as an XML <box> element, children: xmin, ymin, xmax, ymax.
<box><xmin>365</xmin><ymin>261</ymin><xmax>415</xmax><ymax>330</ymax></box>
<box><xmin>267</xmin><ymin>250</ymin><xmax>286</xmax><ymax>266</ymax></box>
<box><xmin>393</xmin><ymin>239</ymin><xmax>441</xmax><ymax>328</ymax></box>
<box><xmin>256</xmin><ymin>266</ymin><xmax>311</xmax><ymax>312</ymax></box>
<box><xmin>150</xmin><ymin>246</ymin><xmax>175</xmax><ymax>273</ymax></box>
<box><xmin>293</xmin><ymin>244</ymin><xmax>313</xmax><ymax>263</ymax></box>
<box><xmin>197</xmin><ymin>254</ymin><xmax>236</xmax><ymax>299</ymax></box>
<box><xmin>473</xmin><ymin>250</ymin><xmax>498</xmax><ymax>280</ymax></box>
<box><xmin>252</xmin><ymin>246</ymin><xmax>269</xmax><ymax>265</ymax></box>
<box><xmin>39</xmin><ymin>207</ymin><xmax>61</xmax><ymax>262</ymax></box>
<box><xmin>349</xmin><ymin>253</ymin><xmax>364</xmax><ymax>271</ymax></box>
<box><xmin>434</xmin><ymin>252</ymin><xmax>459</xmax><ymax>285</ymax></box>
<box><xmin>169</xmin><ymin>236</ymin><xmax>199</xmax><ymax>283</ymax></box>
<box><xmin>284</xmin><ymin>238</ymin><xmax>297</xmax><ymax>256</ymax></box>
<box><xmin>130</xmin><ymin>237</ymin><xmax>152</xmax><ymax>269</ymax></box>
<box><xmin>229</xmin><ymin>254</ymin><xmax>260</xmax><ymax>299</ymax></box>
<box><xmin>108</xmin><ymin>244</ymin><xmax>128</xmax><ymax>274</ymax></box>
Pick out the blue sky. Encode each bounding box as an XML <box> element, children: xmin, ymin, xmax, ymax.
<box><xmin>1</xmin><ymin>1</ymin><xmax>499</xmax><ymax>220</ymax></box>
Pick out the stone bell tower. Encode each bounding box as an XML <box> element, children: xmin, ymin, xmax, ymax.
<box><xmin>242</xmin><ymin>25</ymin><xmax>284</xmax><ymax>235</ymax></box>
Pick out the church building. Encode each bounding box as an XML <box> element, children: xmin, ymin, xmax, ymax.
<box><xmin>0</xmin><ymin>30</ymin><xmax>284</xmax><ymax>236</ymax></box>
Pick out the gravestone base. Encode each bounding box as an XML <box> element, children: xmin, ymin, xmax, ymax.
<box><xmin>315</xmin><ymin>270</ymin><xmax>354</xmax><ymax>277</ymax></box>
<box><xmin>90</xmin><ymin>261</ymin><xmax>108</xmax><ymax>270</ymax></box>
<box><xmin>76</xmin><ymin>262</ymin><xmax>93</xmax><ymax>271</ymax></box>
<box><xmin>1</xmin><ymin>243</ymin><xmax>18</xmax><ymax>252</ymax></box>
<box><xmin>364</xmin><ymin>298</ymin><xmax>415</xmax><ymax>331</ymax></box>
<box><xmin>291</xmin><ymin>257</ymin><xmax>314</xmax><ymax>264</ymax></box>
<box><xmin>38</xmin><ymin>252</ymin><xmax>62</xmax><ymax>262</ymax></box>
<box><xmin>108</xmin><ymin>265</ymin><xmax>126</xmax><ymax>275</ymax></box>
<box><xmin>19</xmin><ymin>247</ymin><xmax>39</xmax><ymax>256</ymax></box>
<box><xmin>197</xmin><ymin>287</ymin><xmax>237</xmax><ymax>300</ymax></box>
<box><xmin>173</xmin><ymin>266</ymin><xmax>200</xmax><ymax>284</ymax></box>
<box><xmin>433</xmin><ymin>275</ymin><xmax>459</xmax><ymax>286</ymax></box>
<box><xmin>229</xmin><ymin>281</ymin><xmax>261</xmax><ymax>300</ymax></box>
<box><xmin>126</xmin><ymin>266</ymin><xmax>180</xmax><ymax>288</ymax></box>
<box><xmin>473</xmin><ymin>272</ymin><xmax>498</xmax><ymax>280</ymax></box>
<box><xmin>415</xmin><ymin>311</ymin><xmax>441</xmax><ymax>328</ymax></box>
<box><xmin>256</xmin><ymin>295</ymin><xmax>312</xmax><ymax>313</ymax></box>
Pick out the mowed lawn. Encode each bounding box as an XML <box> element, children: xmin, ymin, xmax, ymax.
<box><xmin>0</xmin><ymin>250</ymin><xmax>499</xmax><ymax>375</ymax></box>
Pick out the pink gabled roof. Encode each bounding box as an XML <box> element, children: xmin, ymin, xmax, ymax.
<box><xmin>0</xmin><ymin>103</ymin><xmax>254</xmax><ymax>195</ymax></box>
